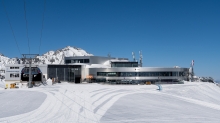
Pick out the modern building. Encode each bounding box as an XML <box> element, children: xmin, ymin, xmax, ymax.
<box><xmin>65</xmin><ymin>56</ymin><xmax>189</xmax><ymax>84</ymax></box>
<box><xmin>5</xmin><ymin>64</ymin><xmax>47</xmax><ymax>84</ymax></box>
<box><xmin>4</xmin><ymin>64</ymin><xmax>80</xmax><ymax>84</ymax></box>
<box><xmin>5</xmin><ymin>56</ymin><xmax>189</xmax><ymax>85</ymax></box>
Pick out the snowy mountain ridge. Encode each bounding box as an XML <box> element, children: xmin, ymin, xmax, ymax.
<box><xmin>0</xmin><ymin>46</ymin><xmax>93</xmax><ymax>70</ymax></box>
<box><xmin>0</xmin><ymin>54</ymin><xmax>10</xmax><ymax>71</ymax></box>
<box><xmin>37</xmin><ymin>46</ymin><xmax>93</xmax><ymax>64</ymax></box>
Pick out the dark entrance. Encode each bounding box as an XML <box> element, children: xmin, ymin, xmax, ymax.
<box><xmin>75</xmin><ymin>76</ymin><xmax>81</xmax><ymax>83</ymax></box>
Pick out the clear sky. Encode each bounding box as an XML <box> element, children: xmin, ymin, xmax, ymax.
<box><xmin>0</xmin><ymin>0</ymin><xmax>220</xmax><ymax>80</ymax></box>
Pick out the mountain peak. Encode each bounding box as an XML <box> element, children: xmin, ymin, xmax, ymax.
<box><xmin>37</xmin><ymin>46</ymin><xmax>93</xmax><ymax>64</ymax></box>
<box><xmin>0</xmin><ymin>46</ymin><xmax>94</xmax><ymax>69</ymax></box>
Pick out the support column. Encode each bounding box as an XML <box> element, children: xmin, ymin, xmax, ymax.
<box><xmin>28</xmin><ymin>59</ymin><xmax>32</xmax><ymax>88</ymax></box>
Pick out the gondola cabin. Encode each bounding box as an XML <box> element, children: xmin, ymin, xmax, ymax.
<box><xmin>21</xmin><ymin>67</ymin><xmax>42</xmax><ymax>82</ymax></box>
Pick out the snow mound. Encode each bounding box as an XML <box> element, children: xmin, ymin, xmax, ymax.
<box><xmin>46</xmin><ymin>78</ymin><xmax>52</xmax><ymax>86</ymax></box>
<box><xmin>0</xmin><ymin>53</ymin><xmax>10</xmax><ymax>70</ymax></box>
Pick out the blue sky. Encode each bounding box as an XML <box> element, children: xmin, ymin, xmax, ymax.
<box><xmin>0</xmin><ymin>0</ymin><xmax>220</xmax><ymax>80</ymax></box>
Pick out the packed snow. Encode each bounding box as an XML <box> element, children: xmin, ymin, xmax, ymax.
<box><xmin>0</xmin><ymin>82</ymin><xmax>220</xmax><ymax>123</ymax></box>
<box><xmin>0</xmin><ymin>90</ymin><xmax>46</xmax><ymax>118</ymax></box>
<box><xmin>0</xmin><ymin>79</ymin><xmax>5</xmax><ymax>90</ymax></box>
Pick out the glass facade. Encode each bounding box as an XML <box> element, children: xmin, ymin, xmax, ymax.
<box><xmin>97</xmin><ymin>72</ymin><xmax>185</xmax><ymax>77</ymax></box>
<box><xmin>100</xmin><ymin>79</ymin><xmax>181</xmax><ymax>84</ymax></box>
<box><xmin>48</xmin><ymin>68</ymin><xmax>75</xmax><ymax>82</ymax></box>
<box><xmin>97</xmin><ymin>72</ymin><xmax>107</xmax><ymax>76</ymax></box>
<box><xmin>96</xmin><ymin>78</ymin><xmax>106</xmax><ymax>82</ymax></box>
<box><xmin>65</xmin><ymin>59</ymin><xmax>90</xmax><ymax>64</ymax></box>
<box><xmin>48</xmin><ymin>65</ymin><xmax>81</xmax><ymax>82</ymax></box>
<box><xmin>111</xmin><ymin>62</ymin><xmax>138</xmax><ymax>67</ymax></box>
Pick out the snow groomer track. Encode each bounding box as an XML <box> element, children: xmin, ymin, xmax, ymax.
<box><xmin>0</xmin><ymin>82</ymin><xmax>220</xmax><ymax>123</ymax></box>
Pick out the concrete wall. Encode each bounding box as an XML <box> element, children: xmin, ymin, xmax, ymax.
<box><xmin>5</xmin><ymin>64</ymin><xmax>23</xmax><ymax>82</ymax></box>
<box><xmin>38</xmin><ymin>64</ymin><xmax>48</xmax><ymax>80</ymax></box>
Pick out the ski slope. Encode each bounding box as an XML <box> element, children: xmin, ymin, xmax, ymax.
<box><xmin>0</xmin><ymin>82</ymin><xmax>220</xmax><ymax>123</ymax></box>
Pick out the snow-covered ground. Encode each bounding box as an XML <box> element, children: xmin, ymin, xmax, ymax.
<box><xmin>0</xmin><ymin>79</ymin><xmax>5</xmax><ymax>90</ymax></box>
<box><xmin>0</xmin><ymin>82</ymin><xmax>220</xmax><ymax>123</ymax></box>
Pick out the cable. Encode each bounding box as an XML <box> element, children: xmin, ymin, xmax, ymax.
<box><xmin>2</xmin><ymin>0</ymin><xmax>22</xmax><ymax>56</ymax></box>
<box><xmin>23</xmin><ymin>0</ymin><xmax>30</xmax><ymax>54</ymax></box>
<box><xmin>39</xmin><ymin>0</ymin><xmax>46</xmax><ymax>55</ymax></box>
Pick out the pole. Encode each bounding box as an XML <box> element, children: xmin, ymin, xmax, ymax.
<box><xmin>28</xmin><ymin>59</ymin><xmax>32</xmax><ymax>88</ymax></box>
<box><xmin>22</xmin><ymin>54</ymin><xmax>39</xmax><ymax>88</ymax></box>
<box><xmin>192</xmin><ymin>66</ymin><xmax>194</xmax><ymax>82</ymax></box>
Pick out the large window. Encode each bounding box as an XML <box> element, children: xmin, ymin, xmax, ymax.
<box><xmin>111</xmin><ymin>62</ymin><xmax>138</xmax><ymax>67</ymax></box>
<box><xmin>66</xmin><ymin>60</ymin><xmax>71</xmax><ymax>63</ymax></box>
<box><xmin>10</xmin><ymin>73</ymin><xmax>19</xmax><ymax>78</ymax></box>
<box><xmin>107</xmin><ymin>72</ymin><xmax>117</xmax><ymax>76</ymax></box>
<box><xmin>172</xmin><ymin>72</ymin><xmax>178</xmax><ymax>76</ymax></box>
<box><xmin>97</xmin><ymin>72</ymin><xmax>107</xmax><ymax>76</ymax></box>
<box><xmin>97</xmin><ymin>71</ymin><xmax>185</xmax><ymax>77</ymax></box>
<box><xmin>96</xmin><ymin>78</ymin><xmax>106</xmax><ymax>82</ymax></box>
<box><xmin>10</xmin><ymin>67</ymin><xmax>19</xmax><ymax>69</ymax></box>
<box><xmin>179</xmin><ymin>72</ymin><xmax>185</xmax><ymax>76</ymax></box>
<box><xmin>84</xmin><ymin>59</ymin><xmax>89</xmax><ymax>63</ymax></box>
<box><xmin>123</xmin><ymin>72</ymin><xmax>137</xmax><ymax>76</ymax></box>
<box><xmin>65</xmin><ymin>59</ymin><xmax>90</xmax><ymax>64</ymax></box>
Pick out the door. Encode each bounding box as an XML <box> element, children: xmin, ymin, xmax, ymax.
<box><xmin>75</xmin><ymin>77</ymin><xmax>81</xmax><ymax>83</ymax></box>
<box><xmin>68</xmin><ymin>68</ymin><xmax>75</xmax><ymax>82</ymax></box>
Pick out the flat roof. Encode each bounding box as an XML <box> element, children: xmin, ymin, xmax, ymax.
<box><xmin>65</xmin><ymin>56</ymin><xmax>129</xmax><ymax>60</ymax></box>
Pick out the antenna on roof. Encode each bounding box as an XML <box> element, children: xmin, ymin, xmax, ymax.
<box><xmin>139</xmin><ymin>51</ymin><xmax>143</xmax><ymax>67</ymax></box>
<box><xmin>108</xmin><ymin>53</ymin><xmax>111</xmax><ymax>66</ymax></box>
<box><xmin>189</xmin><ymin>60</ymin><xmax>194</xmax><ymax>82</ymax></box>
<box><xmin>107</xmin><ymin>53</ymin><xmax>111</xmax><ymax>58</ymax></box>
<box><xmin>132</xmin><ymin>52</ymin><xmax>135</xmax><ymax>61</ymax></box>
